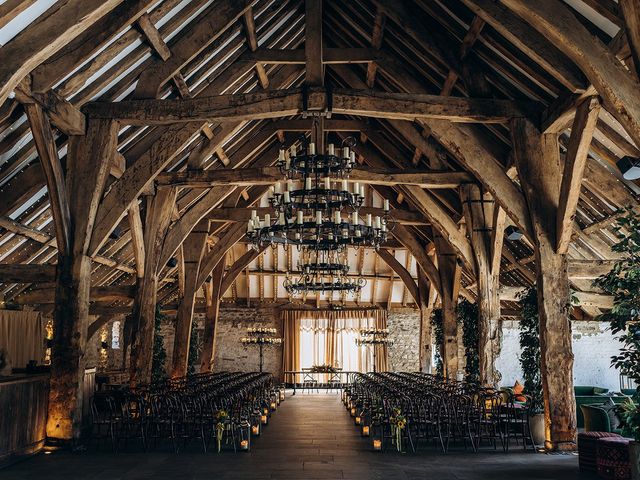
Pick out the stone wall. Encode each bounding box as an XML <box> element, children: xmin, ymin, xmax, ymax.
<box><xmin>387</xmin><ymin>308</ymin><xmax>420</xmax><ymax>371</ymax></box>
<box><xmin>495</xmin><ymin>320</ymin><xmax>624</xmax><ymax>392</ymax></box>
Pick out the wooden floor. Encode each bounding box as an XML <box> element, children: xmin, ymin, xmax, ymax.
<box><xmin>3</xmin><ymin>392</ymin><xmax>589</xmax><ymax>479</ymax></box>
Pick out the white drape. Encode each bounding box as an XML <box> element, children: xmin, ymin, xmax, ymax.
<box><xmin>0</xmin><ymin>310</ymin><xmax>45</xmax><ymax>369</ymax></box>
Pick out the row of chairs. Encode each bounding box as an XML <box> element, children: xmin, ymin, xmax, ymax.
<box><xmin>344</xmin><ymin>372</ymin><xmax>536</xmax><ymax>454</ymax></box>
<box><xmin>90</xmin><ymin>372</ymin><xmax>283</xmax><ymax>453</ymax></box>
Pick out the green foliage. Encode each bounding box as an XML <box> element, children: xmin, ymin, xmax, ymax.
<box><xmin>431</xmin><ymin>308</ymin><xmax>444</xmax><ymax>376</ymax></box>
<box><xmin>619</xmin><ymin>398</ymin><xmax>640</xmax><ymax>441</ymax></box>
<box><xmin>187</xmin><ymin>320</ymin><xmax>201</xmax><ymax>375</ymax></box>
<box><xmin>592</xmin><ymin>208</ymin><xmax>640</xmax><ymax>393</ymax></box>
<box><xmin>517</xmin><ymin>287</ymin><xmax>544</xmax><ymax>413</ymax></box>
<box><xmin>458</xmin><ymin>299</ymin><xmax>480</xmax><ymax>384</ymax></box>
<box><xmin>151</xmin><ymin>305</ymin><xmax>167</xmax><ymax>384</ymax></box>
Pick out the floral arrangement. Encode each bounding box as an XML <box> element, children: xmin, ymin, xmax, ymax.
<box><xmin>241</xmin><ymin>337</ymin><xmax>283</xmax><ymax>345</ymax></box>
<box><xmin>389</xmin><ymin>407</ymin><xmax>407</xmax><ymax>452</ymax></box>
<box><xmin>310</xmin><ymin>364</ymin><xmax>338</xmax><ymax>373</ymax></box>
<box><xmin>215</xmin><ymin>410</ymin><xmax>229</xmax><ymax>453</ymax></box>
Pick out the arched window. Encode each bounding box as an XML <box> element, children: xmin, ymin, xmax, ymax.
<box><xmin>111</xmin><ymin>321</ymin><xmax>121</xmax><ymax>349</ymax></box>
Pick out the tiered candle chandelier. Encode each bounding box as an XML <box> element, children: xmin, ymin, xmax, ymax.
<box><xmin>356</xmin><ymin>328</ymin><xmax>392</xmax><ymax>346</ymax></box>
<box><xmin>246</xmin><ymin>142</ymin><xmax>391</xmax><ymax>251</ymax></box>
<box><xmin>283</xmin><ymin>248</ymin><xmax>366</xmax><ymax>296</ymax></box>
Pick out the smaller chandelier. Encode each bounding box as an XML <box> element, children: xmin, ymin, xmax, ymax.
<box><xmin>283</xmin><ymin>248</ymin><xmax>366</xmax><ymax>296</ymax></box>
<box><xmin>356</xmin><ymin>328</ymin><xmax>392</xmax><ymax>346</ymax></box>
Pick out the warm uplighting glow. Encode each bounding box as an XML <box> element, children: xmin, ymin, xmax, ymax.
<box><xmin>362</xmin><ymin>425</ymin><xmax>370</xmax><ymax>436</ymax></box>
<box><xmin>373</xmin><ymin>439</ymin><xmax>382</xmax><ymax>450</ymax></box>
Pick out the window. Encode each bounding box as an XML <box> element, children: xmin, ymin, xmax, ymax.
<box><xmin>111</xmin><ymin>321</ymin><xmax>121</xmax><ymax>349</ymax></box>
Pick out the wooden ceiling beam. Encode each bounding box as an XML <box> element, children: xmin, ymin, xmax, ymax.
<box><xmin>305</xmin><ymin>0</ymin><xmax>323</xmax><ymax>86</ymax></box>
<box><xmin>0</xmin><ymin>264</ymin><xmax>56</xmax><ymax>284</ymax></box>
<box><xmin>502</xmin><ymin>0</ymin><xmax>640</xmax><ymax>150</ymax></box>
<box><xmin>620</xmin><ymin>0</ymin><xmax>640</xmax><ymax>80</ymax></box>
<box><xmin>133</xmin><ymin>0</ymin><xmax>252</xmax><ymax>99</ymax></box>
<box><xmin>0</xmin><ymin>0</ymin><xmax>122</xmax><ymax>105</ymax></box>
<box><xmin>242</xmin><ymin>8</ymin><xmax>269</xmax><ymax>89</ymax></box>
<box><xmin>84</xmin><ymin>87</ymin><xmax>540</xmax><ymax>125</ymax></box>
<box><xmin>156</xmin><ymin>166</ymin><xmax>474</xmax><ymax>188</ymax></box>
<box><xmin>556</xmin><ymin>97</ymin><xmax>601</xmax><ymax>254</ymax></box>
<box><xmin>459</xmin><ymin>0</ymin><xmax>588</xmax><ymax>93</ymax></box>
<box><xmin>31</xmin><ymin>0</ymin><xmax>157</xmax><ymax>93</ymax></box>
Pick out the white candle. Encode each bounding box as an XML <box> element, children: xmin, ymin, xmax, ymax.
<box><xmin>343</xmin><ymin>146</ymin><xmax>350</xmax><ymax>158</ymax></box>
<box><xmin>264</xmin><ymin>214</ymin><xmax>271</xmax><ymax>227</ymax></box>
<box><xmin>353</xmin><ymin>182</ymin><xmax>360</xmax><ymax>195</ymax></box>
<box><xmin>247</xmin><ymin>220</ymin><xmax>254</xmax><ymax>232</ymax></box>
<box><xmin>279</xmin><ymin>213</ymin><xmax>285</xmax><ymax>225</ymax></box>
<box><xmin>287</xmin><ymin>180</ymin><xmax>293</xmax><ymax>191</ymax></box>
<box><xmin>316</xmin><ymin>211</ymin><xmax>322</xmax><ymax>225</ymax></box>
<box><xmin>285</xmin><ymin>156</ymin><xmax>291</xmax><ymax>170</ymax></box>
<box><xmin>352</xmin><ymin>212</ymin><xmax>358</xmax><ymax>225</ymax></box>
<box><xmin>283</xmin><ymin>191</ymin><xmax>290</xmax><ymax>203</ymax></box>
<box><xmin>297</xmin><ymin>211</ymin><xmax>303</xmax><ymax>224</ymax></box>
<box><xmin>279</xmin><ymin>149</ymin><xmax>285</xmax><ymax>161</ymax></box>
<box><xmin>251</xmin><ymin>210</ymin><xmax>257</xmax><ymax>221</ymax></box>
<box><xmin>350</xmin><ymin>151</ymin><xmax>356</xmax><ymax>164</ymax></box>
<box><xmin>341</xmin><ymin>179</ymin><xmax>348</xmax><ymax>192</ymax></box>
<box><xmin>254</xmin><ymin>217</ymin><xmax>260</xmax><ymax>229</ymax></box>
<box><xmin>366</xmin><ymin>214</ymin><xmax>372</xmax><ymax>227</ymax></box>
<box><xmin>290</xmin><ymin>145</ymin><xmax>296</xmax><ymax>157</ymax></box>
<box><xmin>324</xmin><ymin>177</ymin><xmax>330</xmax><ymax>190</ymax></box>
<box><xmin>360</xmin><ymin>185</ymin><xmax>365</xmax><ymax>198</ymax></box>
<box><xmin>305</xmin><ymin>177</ymin><xmax>312</xmax><ymax>190</ymax></box>
<box><xmin>274</xmin><ymin>182</ymin><xmax>282</xmax><ymax>195</ymax></box>
<box><xmin>381</xmin><ymin>223</ymin><xmax>387</xmax><ymax>232</ymax></box>
<box><xmin>384</xmin><ymin>199</ymin><xmax>390</xmax><ymax>211</ymax></box>
<box><xmin>328</xmin><ymin>144</ymin><xmax>335</xmax><ymax>155</ymax></box>
<box><xmin>375</xmin><ymin>216</ymin><xmax>381</xmax><ymax>229</ymax></box>
<box><xmin>334</xmin><ymin>211</ymin><xmax>341</xmax><ymax>224</ymax></box>
<box><xmin>309</xmin><ymin>142</ymin><xmax>315</xmax><ymax>155</ymax></box>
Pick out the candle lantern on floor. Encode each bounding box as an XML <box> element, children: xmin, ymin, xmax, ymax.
<box><xmin>251</xmin><ymin>410</ymin><xmax>261</xmax><ymax>436</ymax></box>
<box><xmin>362</xmin><ymin>424</ymin><xmax>370</xmax><ymax>437</ymax></box>
<box><xmin>238</xmin><ymin>420</ymin><xmax>251</xmax><ymax>452</ymax></box>
<box><xmin>356</xmin><ymin>328</ymin><xmax>392</xmax><ymax>373</ymax></box>
<box><xmin>279</xmin><ymin>386</ymin><xmax>286</xmax><ymax>402</ymax></box>
<box><xmin>240</xmin><ymin>327</ymin><xmax>283</xmax><ymax>372</ymax></box>
<box><xmin>372</xmin><ymin>423</ymin><xmax>384</xmax><ymax>451</ymax></box>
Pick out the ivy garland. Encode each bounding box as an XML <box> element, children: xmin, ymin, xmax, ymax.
<box><xmin>431</xmin><ymin>308</ymin><xmax>444</xmax><ymax>377</ymax></box>
<box><xmin>151</xmin><ymin>305</ymin><xmax>168</xmax><ymax>384</ymax></box>
<box><xmin>517</xmin><ymin>286</ymin><xmax>543</xmax><ymax>413</ymax></box>
<box><xmin>187</xmin><ymin>320</ymin><xmax>201</xmax><ymax>375</ymax></box>
<box><xmin>458</xmin><ymin>299</ymin><xmax>480</xmax><ymax>384</ymax></box>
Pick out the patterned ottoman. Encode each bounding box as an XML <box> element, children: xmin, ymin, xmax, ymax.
<box><xmin>597</xmin><ymin>436</ymin><xmax>631</xmax><ymax>480</ymax></box>
<box><xmin>578</xmin><ymin>432</ymin><xmax>621</xmax><ymax>472</ymax></box>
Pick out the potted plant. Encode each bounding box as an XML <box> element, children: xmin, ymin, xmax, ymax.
<box><xmin>457</xmin><ymin>299</ymin><xmax>480</xmax><ymax>384</ymax></box>
<box><xmin>517</xmin><ymin>286</ymin><xmax>545</xmax><ymax>446</ymax></box>
<box><xmin>593</xmin><ymin>208</ymin><xmax>640</xmax><ymax>477</ymax></box>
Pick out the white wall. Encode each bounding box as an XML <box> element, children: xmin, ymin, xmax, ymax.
<box><xmin>496</xmin><ymin>320</ymin><xmax>624</xmax><ymax>392</ymax></box>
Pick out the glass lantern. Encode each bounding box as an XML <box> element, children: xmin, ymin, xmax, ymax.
<box><xmin>251</xmin><ymin>410</ymin><xmax>261</xmax><ymax>436</ymax></box>
<box><xmin>238</xmin><ymin>420</ymin><xmax>251</xmax><ymax>452</ymax></box>
<box><xmin>371</xmin><ymin>420</ymin><xmax>383</xmax><ymax>452</ymax></box>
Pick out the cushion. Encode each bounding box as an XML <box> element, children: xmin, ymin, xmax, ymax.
<box><xmin>602</xmin><ymin>398</ymin><xmax>622</xmax><ymax>430</ymax></box>
<box><xmin>597</xmin><ymin>437</ymin><xmax>631</xmax><ymax>480</ymax></box>
<box><xmin>513</xmin><ymin>381</ymin><xmax>524</xmax><ymax>395</ymax></box>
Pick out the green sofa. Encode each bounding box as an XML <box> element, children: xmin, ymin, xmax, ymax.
<box><xmin>580</xmin><ymin>404</ymin><xmax>624</xmax><ymax>435</ymax></box>
<box><xmin>574</xmin><ymin>386</ymin><xmax>629</xmax><ymax>428</ymax></box>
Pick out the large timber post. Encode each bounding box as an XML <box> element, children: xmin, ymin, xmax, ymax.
<box><xmin>45</xmin><ymin>118</ymin><xmax>118</xmax><ymax>441</ymax></box>
<box><xmin>510</xmin><ymin>117</ymin><xmax>577</xmax><ymax>451</ymax></box>
<box><xmin>435</xmin><ymin>236</ymin><xmax>461</xmax><ymax>380</ymax></box>
<box><xmin>128</xmin><ymin>186</ymin><xmax>176</xmax><ymax>388</ymax></box>
<box><xmin>461</xmin><ymin>184</ymin><xmax>503</xmax><ymax>386</ymax></box>
<box><xmin>171</xmin><ymin>220</ymin><xmax>209</xmax><ymax>377</ymax></box>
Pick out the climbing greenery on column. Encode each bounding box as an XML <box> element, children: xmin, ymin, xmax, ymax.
<box><xmin>431</xmin><ymin>308</ymin><xmax>444</xmax><ymax>377</ymax></box>
<box><xmin>152</xmin><ymin>305</ymin><xmax>168</xmax><ymax>384</ymax></box>
<box><xmin>517</xmin><ymin>287</ymin><xmax>543</xmax><ymax>413</ymax></box>
<box><xmin>593</xmin><ymin>208</ymin><xmax>640</xmax><ymax>396</ymax></box>
<box><xmin>457</xmin><ymin>299</ymin><xmax>480</xmax><ymax>384</ymax></box>
<box><xmin>187</xmin><ymin>320</ymin><xmax>201</xmax><ymax>375</ymax></box>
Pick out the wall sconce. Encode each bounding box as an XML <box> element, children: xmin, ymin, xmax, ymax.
<box><xmin>362</xmin><ymin>425</ymin><xmax>370</xmax><ymax>436</ymax></box>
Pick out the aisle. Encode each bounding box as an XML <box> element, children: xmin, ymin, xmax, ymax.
<box><xmin>2</xmin><ymin>392</ymin><xmax>584</xmax><ymax>480</ymax></box>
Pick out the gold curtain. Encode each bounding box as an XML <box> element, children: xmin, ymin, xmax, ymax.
<box><xmin>281</xmin><ymin>309</ymin><xmax>388</xmax><ymax>374</ymax></box>
<box><xmin>0</xmin><ymin>310</ymin><xmax>45</xmax><ymax>370</ymax></box>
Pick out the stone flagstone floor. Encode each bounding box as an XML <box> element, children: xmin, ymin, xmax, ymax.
<box><xmin>2</xmin><ymin>392</ymin><xmax>591</xmax><ymax>479</ymax></box>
